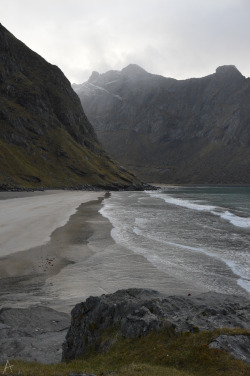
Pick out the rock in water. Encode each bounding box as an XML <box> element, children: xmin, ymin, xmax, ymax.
<box><xmin>62</xmin><ymin>288</ymin><xmax>250</xmax><ymax>361</ymax></box>
<box><xmin>0</xmin><ymin>24</ymin><xmax>138</xmax><ymax>190</ymax></box>
<box><xmin>74</xmin><ymin>64</ymin><xmax>250</xmax><ymax>184</ymax></box>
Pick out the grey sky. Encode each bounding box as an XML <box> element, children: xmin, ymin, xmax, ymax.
<box><xmin>1</xmin><ymin>0</ymin><xmax>250</xmax><ymax>83</ymax></box>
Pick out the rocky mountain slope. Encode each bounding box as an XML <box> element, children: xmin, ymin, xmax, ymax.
<box><xmin>0</xmin><ymin>24</ymin><xmax>139</xmax><ymax>190</ymax></box>
<box><xmin>74</xmin><ymin>64</ymin><xmax>250</xmax><ymax>184</ymax></box>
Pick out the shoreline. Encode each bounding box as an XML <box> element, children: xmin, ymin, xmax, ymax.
<box><xmin>0</xmin><ymin>182</ymin><xmax>156</xmax><ymax>194</ymax></box>
<box><xmin>151</xmin><ymin>183</ymin><xmax>250</xmax><ymax>188</ymax></box>
<box><xmin>43</xmin><ymin>194</ymin><xmax>208</xmax><ymax>312</ymax></box>
<box><xmin>0</xmin><ymin>191</ymin><xmax>206</xmax><ymax>313</ymax></box>
<box><xmin>1</xmin><ymin>190</ymin><xmax>249</xmax><ymax>314</ymax></box>
<box><xmin>0</xmin><ymin>192</ymin><xmax>249</xmax><ymax>366</ymax></box>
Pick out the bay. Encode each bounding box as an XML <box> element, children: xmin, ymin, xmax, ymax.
<box><xmin>100</xmin><ymin>186</ymin><xmax>250</xmax><ymax>297</ymax></box>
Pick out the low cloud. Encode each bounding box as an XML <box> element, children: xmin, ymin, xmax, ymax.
<box><xmin>1</xmin><ymin>0</ymin><xmax>250</xmax><ymax>83</ymax></box>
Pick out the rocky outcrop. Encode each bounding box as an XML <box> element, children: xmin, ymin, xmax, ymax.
<box><xmin>62</xmin><ymin>288</ymin><xmax>250</xmax><ymax>361</ymax></box>
<box><xmin>209</xmin><ymin>334</ymin><xmax>250</xmax><ymax>365</ymax></box>
<box><xmin>1</xmin><ymin>289</ymin><xmax>249</xmax><ymax>366</ymax></box>
<box><xmin>74</xmin><ymin>64</ymin><xmax>250</xmax><ymax>184</ymax></box>
<box><xmin>0</xmin><ymin>24</ymin><xmax>139</xmax><ymax>190</ymax></box>
<box><xmin>0</xmin><ymin>306</ymin><xmax>70</xmax><ymax>364</ymax></box>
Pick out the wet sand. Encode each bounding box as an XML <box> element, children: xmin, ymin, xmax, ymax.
<box><xmin>46</xmin><ymin>200</ymin><xmax>205</xmax><ymax>312</ymax></box>
<box><xmin>0</xmin><ymin>191</ymin><xmax>104</xmax><ymax>309</ymax></box>
<box><xmin>0</xmin><ymin>190</ymin><xmax>205</xmax><ymax>313</ymax></box>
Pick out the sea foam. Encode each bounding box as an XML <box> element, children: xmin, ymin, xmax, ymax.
<box><xmin>100</xmin><ymin>192</ymin><xmax>250</xmax><ymax>295</ymax></box>
<box><xmin>148</xmin><ymin>191</ymin><xmax>250</xmax><ymax>229</ymax></box>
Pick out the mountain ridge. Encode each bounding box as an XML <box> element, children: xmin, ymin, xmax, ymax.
<box><xmin>74</xmin><ymin>64</ymin><xmax>250</xmax><ymax>184</ymax></box>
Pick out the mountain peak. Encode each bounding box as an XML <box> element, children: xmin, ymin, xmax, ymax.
<box><xmin>121</xmin><ymin>64</ymin><xmax>148</xmax><ymax>78</ymax></box>
<box><xmin>75</xmin><ymin>63</ymin><xmax>250</xmax><ymax>185</ymax></box>
<box><xmin>215</xmin><ymin>65</ymin><xmax>243</xmax><ymax>78</ymax></box>
<box><xmin>88</xmin><ymin>71</ymin><xmax>100</xmax><ymax>83</ymax></box>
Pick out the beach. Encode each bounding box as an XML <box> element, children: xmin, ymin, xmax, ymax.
<box><xmin>0</xmin><ymin>190</ymin><xmax>106</xmax><ymax>311</ymax></box>
<box><xmin>0</xmin><ymin>190</ymin><xmax>205</xmax><ymax>314</ymax></box>
<box><xmin>0</xmin><ymin>189</ymin><xmax>249</xmax><ymax>365</ymax></box>
<box><xmin>1</xmin><ymin>188</ymin><xmax>249</xmax><ymax>315</ymax></box>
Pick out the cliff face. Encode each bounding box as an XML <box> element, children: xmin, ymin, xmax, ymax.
<box><xmin>74</xmin><ymin>64</ymin><xmax>250</xmax><ymax>184</ymax></box>
<box><xmin>0</xmin><ymin>24</ymin><xmax>138</xmax><ymax>189</ymax></box>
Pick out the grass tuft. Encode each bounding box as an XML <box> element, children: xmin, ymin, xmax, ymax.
<box><xmin>1</xmin><ymin>328</ymin><xmax>249</xmax><ymax>376</ymax></box>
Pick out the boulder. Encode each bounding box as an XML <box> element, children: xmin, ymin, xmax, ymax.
<box><xmin>62</xmin><ymin>288</ymin><xmax>250</xmax><ymax>361</ymax></box>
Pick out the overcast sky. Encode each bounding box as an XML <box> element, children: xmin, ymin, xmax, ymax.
<box><xmin>1</xmin><ymin>0</ymin><xmax>250</xmax><ymax>83</ymax></box>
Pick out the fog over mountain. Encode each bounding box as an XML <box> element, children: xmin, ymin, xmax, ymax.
<box><xmin>74</xmin><ymin>64</ymin><xmax>250</xmax><ymax>184</ymax></box>
<box><xmin>2</xmin><ymin>0</ymin><xmax>250</xmax><ymax>83</ymax></box>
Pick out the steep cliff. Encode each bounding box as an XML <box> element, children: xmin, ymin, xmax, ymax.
<box><xmin>0</xmin><ymin>24</ymin><xmax>138</xmax><ymax>190</ymax></box>
<box><xmin>74</xmin><ymin>64</ymin><xmax>250</xmax><ymax>184</ymax></box>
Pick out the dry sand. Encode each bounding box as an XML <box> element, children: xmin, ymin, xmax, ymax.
<box><xmin>0</xmin><ymin>190</ymin><xmax>104</xmax><ymax>257</ymax></box>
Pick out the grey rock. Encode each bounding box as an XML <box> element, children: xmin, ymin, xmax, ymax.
<box><xmin>62</xmin><ymin>288</ymin><xmax>250</xmax><ymax>361</ymax></box>
<box><xmin>121</xmin><ymin>306</ymin><xmax>171</xmax><ymax>338</ymax></box>
<box><xmin>74</xmin><ymin>64</ymin><xmax>250</xmax><ymax>184</ymax></box>
<box><xmin>209</xmin><ymin>334</ymin><xmax>250</xmax><ymax>364</ymax></box>
<box><xmin>0</xmin><ymin>306</ymin><xmax>70</xmax><ymax>364</ymax></box>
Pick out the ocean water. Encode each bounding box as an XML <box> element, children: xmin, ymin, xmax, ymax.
<box><xmin>100</xmin><ymin>186</ymin><xmax>250</xmax><ymax>297</ymax></box>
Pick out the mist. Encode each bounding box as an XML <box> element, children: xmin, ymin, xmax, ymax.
<box><xmin>1</xmin><ymin>0</ymin><xmax>250</xmax><ymax>83</ymax></box>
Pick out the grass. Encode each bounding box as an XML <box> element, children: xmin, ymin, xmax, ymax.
<box><xmin>1</xmin><ymin>328</ymin><xmax>249</xmax><ymax>376</ymax></box>
<box><xmin>0</xmin><ymin>126</ymin><xmax>137</xmax><ymax>189</ymax></box>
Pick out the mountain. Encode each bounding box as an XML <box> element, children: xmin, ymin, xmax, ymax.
<box><xmin>0</xmin><ymin>24</ymin><xmax>139</xmax><ymax>190</ymax></box>
<box><xmin>73</xmin><ymin>64</ymin><xmax>250</xmax><ymax>184</ymax></box>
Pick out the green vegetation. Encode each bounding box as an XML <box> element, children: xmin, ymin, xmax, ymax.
<box><xmin>1</xmin><ymin>328</ymin><xmax>249</xmax><ymax>376</ymax></box>
<box><xmin>0</xmin><ymin>127</ymin><xmax>136</xmax><ymax>189</ymax></box>
<box><xmin>0</xmin><ymin>24</ymin><xmax>138</xmax><ymax>190</ymax></box>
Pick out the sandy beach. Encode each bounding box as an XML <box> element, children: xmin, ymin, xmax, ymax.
<box><xmin>0</xmin><ymin>191</ymin><xmax>104</xmax><ymax>310</ymax></box>
<box><xmin>0</xmin><ymin>191</ymin><xmax>249</xmax><ymax>367</ymax></box>
<box><xmin>0</xmin><ymin>190</ymin><xmax>205</xmax><ymax>313</ymax></box>
<box><xmin>0</xmin><ymin>190</ymin><xmax>104</xmax><ymax>257</ymax></box>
